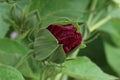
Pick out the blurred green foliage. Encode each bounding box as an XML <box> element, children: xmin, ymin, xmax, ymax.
<box><xmin>0</xmin><ymin>0</ymin><xmax>120</xmax><ymax>80</ymax></box>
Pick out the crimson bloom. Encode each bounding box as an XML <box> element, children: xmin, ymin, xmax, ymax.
<box><xmin>47</xmin><ymin>24</ymin><xmax>82</xmax><ymax>54</ymax></box>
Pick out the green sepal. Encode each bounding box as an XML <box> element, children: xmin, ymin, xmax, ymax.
<box><xmin>47</xmin><ymin>45</ymin><xmax>66</xmax><ymax>64</ymax></box>
<box><xmin>33</xmin><ymin>29</ymin><xmax>58</xmax><ymax>61</ymax></box>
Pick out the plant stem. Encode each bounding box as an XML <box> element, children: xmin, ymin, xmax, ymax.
<box><xmin>15</xmin><ymin>50</ymin><xmax>34</xmax><ymax>68</ymax></box>
<box><xmin>72</xmin><ymin>48</ymin><xmax>80</xmax><ymax>58</ymax></box>
<box><xmin>87</xmin><ymin>0</ymin><xmax>97</xmax><ymax>26</ymax></box>
<box><xmin>55</xmin><ymin>73</ymin><xmax>62</xmax><ymax>80</ymax></box>
<box><xmin>91</xmin><ymin>10</ymin><xmax>104</xmax><ymax>25</ymax></box>
<box><xmin>90</xmin><ymin>15</ymin><xmax>112</xmax><ymax>32</ymax></box>
<box><xmin>40</xmin><ymin>70</ymin><xmax>46</xmax><ymax>80</ymax></box>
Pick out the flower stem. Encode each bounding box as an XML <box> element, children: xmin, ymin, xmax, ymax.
<box><xmin>90</xmin><ymin>15</ymin><xmax>112</xmax><ymax>32</ymax></box>
<box><xmin>15</xmin><ymin>50</ymin><xmax>34</xmax><ymax>68</ymax></box>
<box><xmin>91</xmin><ymin>10</ymin><xmax>104</xmax><ymax>25</ymax></box>
<box><xmin>87</xmin><ymin>0</ymin><xmax>98</xmax><ymax>25</ymax></box>
<box><xmin>55</xmin><ymin>73</ymin><xmax>62</xmax><ymax>80</ymax></box>
<box><xmin>40</xmin><ymin>70</ymin><xmax>46</xmax><ymax>80</ymax></box>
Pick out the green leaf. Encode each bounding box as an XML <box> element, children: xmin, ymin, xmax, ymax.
<box><xmin>108</xmin><ymin>5</ymin><xmax>120</xmax><ymax>18</ymax></box>
<box><xmin>27</xmin><ymin>57</ymin><xmax>41</xmax><ymax>80</ymax></box>
<box><xmin>10</xmin><ymin>5</ymin><xmax>23</xmax><ymax>25</ymax></box>
<box><xmin>110</xmin><ymin>8</ymin><xmax>120</xmax><ymax>18</ymax></box>
<box><xmin>0</xmin><ymin>3</ymin><xmax>11</xmax><ymax>38</ymax></box>
<box><xmin>0</xmin><ymin>38</ymin><xmax>28</xmax><ymax>56</ymax></box>
<box><xmin>15</xmin><ymin>0</ymin><xmax>31</xmax><ymax>8</ymax></box>
<box><xmin>99</xmin><ymin>18</ymin><xmax>120</xmax><ymax>47</ymax></box>
<box><xmin>0</xmin><ymin>64</ymin><xmax>24</xmax><ymax>80</ymax></box>
<box><xmin>17</xmin><ymin>62</ymin><xmax>33</xmax><ymax>78</ymax></box>
<box><xmin>0</xmin><ymin>17</ymin><xmax>9</xmax><ymax>38</ymax></box>
<box><xmin>112</xmin><ymin>0</ymin><xmax>120</xmax><ymax>4</ymax></box>
<box><xmin>104</xmin><ymin>41</ymin><xmax>120</xmax><ymax>76</ymax></box>
<box><xmin>0</xmin><ymin>39</ymin><xmax>28</xmax><ymax>65</ymax></box>
<box><xmin>34</xmin><ymin>29</ymin><xmax>58</xmax><ymax>61</ymax></box>
<box><xmin>0</xmin><ymin>38</ymin><xmax>33</xmax><ymax>78</ymax></box>
<box><xmin>25</xmin><ymin>11</ymin><xmax>40</xmax><ymax>28</ymax></box>
<box><xmin>62</xmin><ymin>57</ymin><xmax>117</xmax><ymax>80</ymax></box>
<box><xmin>0</xmin><ymin>3</ymin><xmax>11</xmax><ymax>17</ymax></box>
<box><xmin>30</xmin><ymin>0</ymin><xmax>90</xmax><ymax>28</ymax></box>
<box><xmin>109</xmin><ymin>19</ymin><xmax>120</xmax><ymax>47</ymax></box>
<box><xmin>79</xmin><ymin>37</ymin><xmax>117</xmax><ymax>75</ymax></box>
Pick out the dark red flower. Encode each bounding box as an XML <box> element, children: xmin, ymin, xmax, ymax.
<box><xmin>47</xmin><ymin>24</ymin><xmax>82</xmax><ymax>54</ymax></box>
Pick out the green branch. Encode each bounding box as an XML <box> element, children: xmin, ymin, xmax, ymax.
<box><xmin>55</xmin><ymin>73</ymin><xmax>62</xmax><ymax>80</ymax></box>
<box><xmin>90</xmin><ymin>15</ymin><xmax>112</xmax><ymax>32</ymax></box>
<box><xmin>15</xmin><ymin>50</ymin><xmax>34</xmax><ymax>68</ymax></box>
<box><xmin>87</xmin><ymin>0</ymin><xmax>98</xmax><ymax>26</ymax></box>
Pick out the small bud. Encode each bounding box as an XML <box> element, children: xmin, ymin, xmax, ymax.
<box><xmin>47</xmin><ymin>24</ymin><xmax>82</xmax><ymax>54</ymax></box>
<box><xmin>10</xmin><ymin>31</ymin><xmax>18</xmax><ymax>39</ymax></box>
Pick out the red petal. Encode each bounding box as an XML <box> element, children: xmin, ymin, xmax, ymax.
<box><xmin>47</xmin><ymin>24</ymin><xmax>82</xmax><ymax>54</ymax></box>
